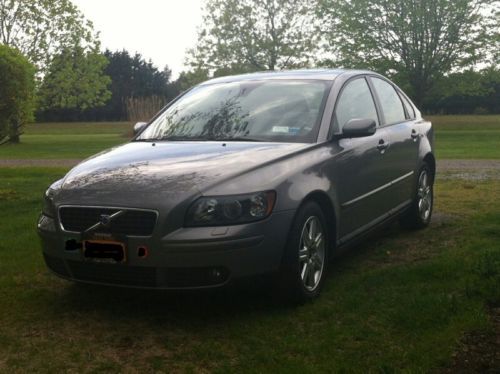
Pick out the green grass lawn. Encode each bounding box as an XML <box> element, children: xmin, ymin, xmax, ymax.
<box><xmin>429</xmin><ymin>115</ymin><xmax>500</xmax><ymax>159</ymax></box>
<box><xmin>0</xmin><ymin>122</ymin><xmax>132</xmax><ymax>159</ymax></box>
<box><xmin>0</xmin><ymin>167</ymin><xmax>498</xmax><ymax>372</ymax></box>
<box><xmin>0</xmin><ymin>115</ymin><xmax>499</xmax><ymax>160</ymax></box>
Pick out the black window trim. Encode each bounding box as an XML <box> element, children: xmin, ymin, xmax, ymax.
<box><xmin>366</xmin><ymin>75</ymin><xmax>411</xmax><ymax>128</ymax></box>
<box><xmin>329</xmin><ymin>75</ymin><xmax>382</xmax><ymax>138</ymax></box>
<box><xmin>397</xmin><ymin>89</ymin><xmax>416</xmax><ymax>120</ymax></box>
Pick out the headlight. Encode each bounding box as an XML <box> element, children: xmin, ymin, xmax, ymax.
<box><xmin>42</xmin><ymin>179</ymin><xmax>63</xmax><ymax>217</ymax></box>
<box><xmin>185</xmin><ymin>191</ymin><xmax>276</xmax><ymax>227</ymax></box>
<box><xmin>42</xmin><ymin>189</ymin><xmax>55</xmax><ymax>217</ymax></box>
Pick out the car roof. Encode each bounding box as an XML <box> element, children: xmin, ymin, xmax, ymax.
<box><xmin>199</xmin><ymin>68</ymin><xmax>374</xmax><ymax>85</ymax></box>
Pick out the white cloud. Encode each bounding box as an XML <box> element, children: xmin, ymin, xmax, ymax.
<box><xmin>72</xmin><ymin>0</ymin><xmax>203</xmax><ymax>78</ymax></box>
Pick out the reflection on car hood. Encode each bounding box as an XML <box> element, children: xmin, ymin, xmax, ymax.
<box><xmin>61</xmin><ymin>141</ymin><xmax>311</xmax><ymax>195</ymax></box>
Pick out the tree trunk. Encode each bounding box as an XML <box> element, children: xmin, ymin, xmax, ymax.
<box><xmin>8</xmin><ymin>122</ymin><xmax>21</xmax><ymax>143</ymax></box>
<box><xmin>9</xmin><ymin>134</ymin><xmax>20</xmax><ymax>143</ymax></box>
<box><xmin>410</xmin><ymin>78</ymin><xmax>426</xmax><ymax>109</ymax></box>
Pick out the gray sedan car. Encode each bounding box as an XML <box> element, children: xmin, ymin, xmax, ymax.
<box><xmin>38</xmin><ymin>69</ymin><xmax>434</xmax><ymax>302</ymax></box>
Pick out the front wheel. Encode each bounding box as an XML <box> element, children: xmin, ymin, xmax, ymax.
<box><xmin>278</xmin><ymin>201</ymin><xmax>329</xmax><ymax>303</ymax></box>
<box><xmin>400</xmin><ymin>164</ymin><xmax>434</xmax><ymax>229</ymax></box>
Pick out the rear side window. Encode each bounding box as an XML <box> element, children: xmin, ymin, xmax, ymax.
<box><xmin>371</xmin><ymin>78</ymin><xmax>406</xmax><ymax>125</ymax></box>
<box><xmin>334</xmin><ymin>78</ymin><xmax>378</xmax><ymax>130</ymax></box>
<box><xmin>400</xmin><ymin>93</ymin><xmax>416</xmax><ymax>119</ymax></box>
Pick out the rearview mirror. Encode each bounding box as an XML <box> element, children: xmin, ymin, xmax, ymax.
<box><xmin>133</xmin><ymin>122</ymin><xmax>148</xmax><ymax>135</ymax></box>
<box><xmin>340</xmin><ymin>118</ymin><xmax>376</xmax><ymax>138</ymax></box>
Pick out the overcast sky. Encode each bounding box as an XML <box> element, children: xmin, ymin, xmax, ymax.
<box><xmin>72</xmin><ymin>0</ymin><xmax>203</xmax><ymax>78</ymax></box>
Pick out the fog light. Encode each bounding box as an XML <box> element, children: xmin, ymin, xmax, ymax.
<box><xmin>209</xmin><ymin>268</ymin><xmax>222</xmax><ymax>279</ymax></box>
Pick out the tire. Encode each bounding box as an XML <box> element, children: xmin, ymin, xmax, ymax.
<box><xmin>278</xmin><ymin>201</ymin><xmax>329</xmax><ymax>304</ymax></box>
<box><xmin>400</xmin><ymin>163</ymin><xmax>434</xmax><ymax>229</ymax></box>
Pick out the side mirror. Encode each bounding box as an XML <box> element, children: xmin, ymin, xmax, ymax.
<box><xmin>340</xmin><ymin>118</ymin><xmax>376</xmax><ymax>138</ymax></box>
<box><xmin>133</xmin><ymin>122</ymin><xmax>148</xmax><ymax>135</ymax></box>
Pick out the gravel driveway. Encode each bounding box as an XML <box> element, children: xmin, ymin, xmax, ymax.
<box><xmin>437</xmin><ymin>159</ymin><xmax>500</xmax><ymax>180</ymax></box>
<box><xmin>0</xmin><ymin>159</ymin><xmax>83</xmax><ymax>167</ymax></box>
<box><xmin>437</xmin><ymin>159</ymin><xmax>500</xmax><ymax>171</ymax></box>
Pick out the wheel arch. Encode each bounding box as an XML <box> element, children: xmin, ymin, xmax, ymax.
<box><xmin>301</xmin><ymin>190</ymin><xmax>338</xmax><ymax>249</ymax></box>
<box><xmin>279</xmin><ymin>189</ymin><xmax>338</xmax><ymax>268</ymax></box>
<box><xmin>423</xmin><ymin>152</ymin><xmax>436</xmax><ymax>180</ymax></box>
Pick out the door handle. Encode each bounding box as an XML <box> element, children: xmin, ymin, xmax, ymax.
<box><xmin>377</xmin><ymin>139</ymin><xmax>389</xmax><ymax>152</ymax></box>
<box><xmin>411</xmin><ymin>129</ymin><xmax>419</xmax><ymax>140</ymax></box>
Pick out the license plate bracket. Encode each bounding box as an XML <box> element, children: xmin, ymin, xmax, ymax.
<box><xmin>83</xmin><ymin>240</ymin><xmax>126</xmax><ymax>264</ymax></box>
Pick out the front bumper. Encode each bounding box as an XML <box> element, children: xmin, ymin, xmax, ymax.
<box><xmin>38</xmin><ymin>210</ymin><xmax>295</xmax><ymax>289</ymax></box>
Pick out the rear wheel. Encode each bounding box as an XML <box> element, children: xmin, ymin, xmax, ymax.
<box><xmin>278</xmin><ymin>201</ymin><xmax>329</xmax><ymax>303</ymax></box>
<box><xmin>400</xmin><ymin>164</ymin><xmax>433</xmax><ymax>229</ymax></box>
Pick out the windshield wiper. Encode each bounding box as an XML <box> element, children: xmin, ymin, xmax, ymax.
<box><xmin>213</xmin><ymin>136</ymin><xmax>264</xmax><ymax>142</ymax></box>
<box><xmin>135</xmin><ymin>136</ymin><xmax>265</xmax><ymax>142</ymax></box>
<box><xmin>136</xmin><ymin>136</ymin><xmax>208</xmax><ymax>142</ymax></box>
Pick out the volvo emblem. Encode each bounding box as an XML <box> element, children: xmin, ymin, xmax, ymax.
<box><xmin>83</xmin><ymin>210</ymin><xmax>125</xmax><ymax>234</ymax></box>
<box><xmin>99</xmin><ymin>214</ymin><xmax>112</xmax><ymax>226</ymax></box>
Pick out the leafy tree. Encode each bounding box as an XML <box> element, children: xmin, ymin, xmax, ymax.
<box><xmin>0</xmin><ymin>44</ymin><xmax>35</xmax><ymax>144</ymax></box>
<box><xmin>318</xmin><ymin>0</ymin><xmax>500</xmax><ymax>106</ymax></box>
<box><xmin>172</xmin><ymin>68</ymin><xmax>210</xmax><ymax>93</ymax></box>
<box><xmin>188</xmin><ymin>0</ymin><xmax>319</xmax><ymax>73</ymax></box>
<box><xmin>99</xmin><ymin>50</ymin><xmax>173</xmax><ymax>121</ymax></box>
<box><xmin>35</xmin><ymin>49</ymin><xmax>176</xmax><ymax>122</ymax></box>
<box><xmin>0</xmin><ymin>0</ymin><xmax>97</xmax><ymax>74</ymax></box>
<box><xmin>38</xmin><ymin>46</ymin><xmax>111</xmax><ymax>111</ymax></box>
<box><xmin>425</xmin><ymin>67</ymin><xmax>500</xmax><ymax>114</ymax></box>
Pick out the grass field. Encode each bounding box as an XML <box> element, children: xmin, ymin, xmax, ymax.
<box><xmin>0</xmin><ymin>122</ymin><xmax>131</xmax><ymax>159</ymax></box>
<box><xmin>0</xmin><ymin>115</ymin><xmax>498</xmax><ymax>371</ymax></box>
<box><xmin>427</xmin><ymin>115</ymin><xmax>500</xmax><ymax>159</ymax></box>
<box><xmin>0</xmin><ymin>115</ymin><xmax>498</xmax><ymax>160</ymax></box>
<box><xmin>0</xmin><ymin>167</ymin><xmax>499</xmax><ymax>371</ymax></box>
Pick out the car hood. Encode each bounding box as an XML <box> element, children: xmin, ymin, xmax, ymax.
<box><xmin>57</xmin><ymin>141</ymin><xmax>310</xmax><ymax>205</ymax></box>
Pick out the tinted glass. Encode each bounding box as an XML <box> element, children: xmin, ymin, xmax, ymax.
<box><xmin>136</xmin><ymin>80</ymin><xmax>331</xmax><ymax>143</ymax></box>
<box><xmin>371</xmin><ymin>78</ymin><xmax>406</xmax><ymax>124</ymax></box>
<box><xmin>400</xmin><ymin>93</ymin><xmax>415</xmax><ymax>119</ymax></box>
<box><xmin>334</xmin><ymin>78</ymin><xmax>378</xmax><ymax>129</ymax></box>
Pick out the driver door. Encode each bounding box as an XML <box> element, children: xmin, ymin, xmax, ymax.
<box><xmin>328</xmin><ymin>77</ymin><xmax>390</xmax><ymax>241</ymax></box>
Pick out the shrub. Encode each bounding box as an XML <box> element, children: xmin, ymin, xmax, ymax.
<box><xmin>125</xmin><ymin>96</ymin><xmax>167</xmax><ymax>122</ymax></box>
<box><xmin>0</xmin><ymin>45</ymin><xmax>35</xmax><ymax>144</ymax></box>
<box><xmin>473</xmin><ymin>107</ymin><xmax>490</xmax><ymax>115</ymax></box>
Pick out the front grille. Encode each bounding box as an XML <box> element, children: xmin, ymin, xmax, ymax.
<box><xmin>67</xmin><ymin>261</ymin><xmax>157</xmax><ymax>287</ymax></box>
<box><xmin>59</xmin><ymin>207</ymin><xmax>157</xmax><ymax>236</ymax></box>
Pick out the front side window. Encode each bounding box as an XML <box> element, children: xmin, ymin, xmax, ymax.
<box><xmin>334</xmin><ymin>78</ymin><xmax>379</xmax><ymax>130</ymax></box>
<box><xmin>136</xmin><ymin>80</ymin><xmax>331</xmax><ymax>143</ymax></box>
<box><xmin>371</xmin><ymin>78</ymin><xmax>406</xmax><ymax>125</ymax></box>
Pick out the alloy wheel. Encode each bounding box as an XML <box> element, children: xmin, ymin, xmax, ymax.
<box><xmin>417</xmin><ymin>170</ymin><xmax>432</xmax><ymax>221</ymax></box>
<box><xmin>298</xmin><ymin>216</ymin><xmax>325</xmax><ymax>291</ymax></box>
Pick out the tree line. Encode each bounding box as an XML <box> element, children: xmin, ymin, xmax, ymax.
<box><xmin>187</xmin><ymin>0</ymin><xmax>499</xmax><ymax>113</ymax></box>
<box><xmin>37</xmin><ymin>49</ymin><xmax>178</xmax><ymax>122</ymax></box>
<box><xmin>0</xmin><ymin>0</ymin><xmax>499</xmax><ymax>143</ymax></box>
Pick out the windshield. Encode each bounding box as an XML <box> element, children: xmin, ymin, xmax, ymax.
<box><xmin>136</xmin><ymin>80</ymin><xmax>331</xmax><ymax>143</ymax></box>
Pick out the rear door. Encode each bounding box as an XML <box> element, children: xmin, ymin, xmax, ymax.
<box><xmin>368</xmin><ymin>77</ymin><xmax>419</xmax><ymax>208</ymax></box>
